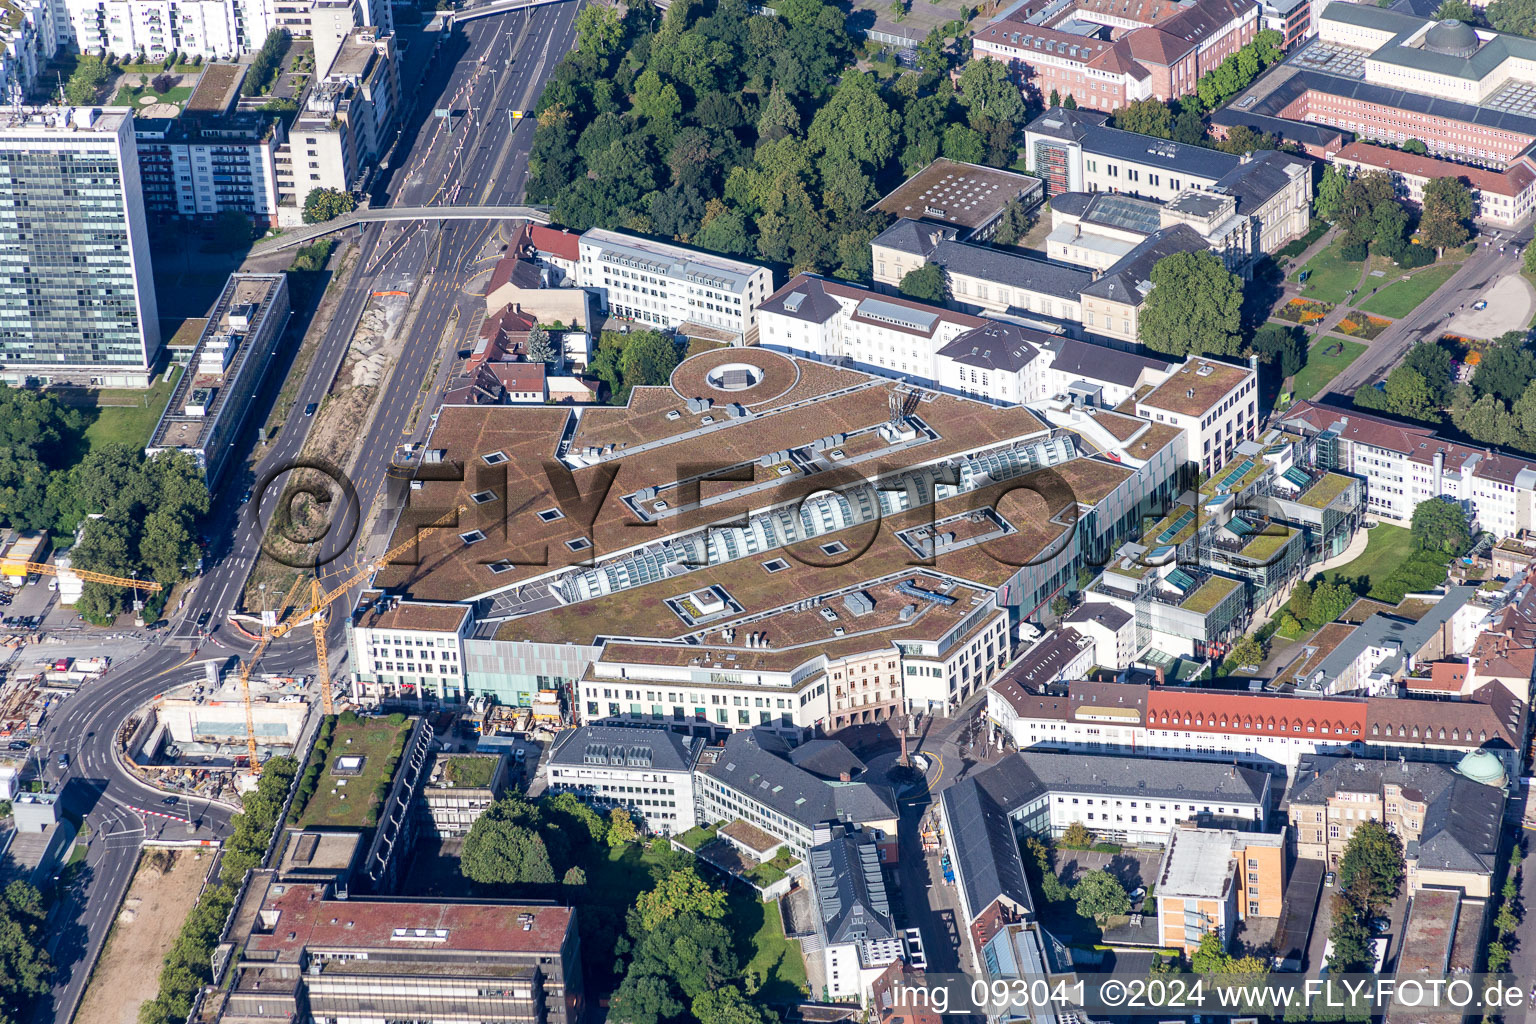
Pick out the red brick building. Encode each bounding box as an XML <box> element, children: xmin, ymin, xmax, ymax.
<box><xmin>972</xmin><ymin>0</ymin><xmax>1258</xmax><ymax>113</ymax></box>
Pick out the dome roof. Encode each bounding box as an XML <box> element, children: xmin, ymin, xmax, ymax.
<box><xmin>1424</xmin><ymin>18</ymin><xmax>1479</xmax><ymax>57</ymax></box>
<box><xmin>1455</xmin><ymin>749</ymin><xmax>1506</xmax><ymax>787</ymax></box>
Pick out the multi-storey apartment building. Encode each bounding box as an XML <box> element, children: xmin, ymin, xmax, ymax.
<box><xmin>1136</xmin><ymin>357</ymin><xmax>1258</xmax><ymax>478</ymax></box>
<box><xmin>347</xmin><ymin>591</ymin><xmax>472</xmax><ymax>700</ymax></box>
<box><xmin>810</xmin><ymin>823</ymin><xmax>903</xmax><ymax>1002</ymax></box>
<box><xmin>0</xmin><ymin>0</ymin><xmax>56</xmax><ymax>101</ymax></box>
<box><xmin>1280</xmin><ymin>400</ymin><xmax>1536</xmax><ymax>535</ymax></box>
<box><xmin>694</xmin><ymin>729</ymin><xmax>899</xmax><ymax>857</ymax></box>
<box><xmin>543</xmin><ymin>723</ymin><xmax>702</xmax><ymax>835</ymax></box>
<box><xmin>1286</xmin><ymin>754</ymin><xmax>1504</xmax><ymax>897</ymax></box>
<box><xmin>63</xmin><ymin>0</ymin><xmax>272</xmax><ymax>59</ymax></box>
<box><xmin>273</xmin><ymin>27</ymin><xmax>397</xmax><ymax>212</ymax></box>
<box><xmin>574</xmin><ymin>228</ymin><xmax>774</xmax><ymax>339</ymax></box>
<box><xmin>0</xmin><ymin>107</ymin><xmax>160</xmax><ymax>387</ymax></box>
<box><xmin>1154</xmin><ymin>826</ymin><xmax>1286</xmax><ymax>953</ymax></box>
<box><xmin>144</xmin><ymin>273</ymin><xmax>289</xmax><ymax>486</ymax></box>
<box><xmin>219</xmin><ymin>873</ymin><xmax>582</xmax><ymax>1024</ymax></box>
<box><xmin>134</xmin><ymin>114</ymin><xmax>282</xmax><ymax>224</ymax></box>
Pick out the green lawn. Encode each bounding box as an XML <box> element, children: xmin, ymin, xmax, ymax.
<box><xmin>79</xmin><ymin>365</ymin><xmax>182</xmax><ymax>451</ymax></box>
<box><xmin>1358</xmin><ymin>264</ymin><xmax>1460</xmax><ymax>318</ymax></box>
<box><xmin>297</xmin><ymin>718</ymin><xmax>412</xmax><ymax>829</ymax></box>
<box><xmin>1291</xmin><ymin>339</ymin><xmax>1365</xmax><ymax>402</ymax></box>
<box><xmin>1293</xmin><ymin>241</ymin><xmax>1363</xmax><ymax>305</ymax></box>
<box><xmin>112</xmin><ymin>85</ymin><xmax>193</xmax><ymax>107</ymax></box>
<box><xmin>441</xmin><ymin>755</ymin><xmax>497</xmax><ymax>788</ymax></box>
<box><xmin>734</xmin><ymin>892</ymin><xmax>808</xmax><ymax>1001</ymax></box>
<box><xmin>1318</xmin><ymin>524</ymin><xmax>1413</xmax><ymax>591</ymax></box>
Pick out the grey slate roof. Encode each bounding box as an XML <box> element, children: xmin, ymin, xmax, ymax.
<box><xmin>755</xmin><ymin>275</ymin><xmax>843</xmax><ymax>325</ymax></box>
<box><xmin>1213</xmin><ymin>150</ymin><xmax>1305</xmax><ymax>210</ymax></box>
<box><xmin>871</xmin><ymin>218</ymin><xmax>956</xmax><ymax>258</ymax></box>
<box><xmin>942</xmin><ymin>776</ymin><xmax>1036</xmax><ymax>919</ymax></box>
<box><xmin>809</xmin><ymin>824</ymin><xmax>896</xmax><ymax>944</ymax></box>
<box><xmin>1029</xmin><ymin>107</ymin><xmax>1242</xmax><ymax>181</ymax></box>
<box><xmin>936</xmin><ymin>321</ymin><xmax>1047</xmax><ymax>372</ymax></box>
<box><xmin>1081</xmin><ymin>224</ymin><xmax>1210</xmax><ymax>305</ymax></box>
<box><xmin>1307</xmin><ymin>586</ymin><xmax>1478</xmax><ymax>686</ymax></box>
<box><xmin>1288</xmin><ymin>754</ymin><xmax>1502</xmax><ymax>875</ymax></box>
<box><xmin>944</xmin><ymin>750</ymin><xmax>1269</xmax><ymax>920</ymax></box>
<box><xmin>976</xmin><ymin>749</ymin><xmax>1271</xmax><ymax>806</ymax></box>
<box><xmin>1065</xmin><ymin>601</ymin><xmax>1134</xmax><ymax>632</ymax></box>
<box><xmin>1209</xmin><ymin>107</ymin><xmax>1347</xmax><ymax>150</ymax></box>
<box><xmin>703</xmin><ymin>730</ymin><xmax>898</xmax><ymax>829</ymax></box>
<box><xmin>1045</xmin><ymin>337</ymin><xmax>1176</xmax><ymax>386</ymax></box>
<box><xmin>929</xmin><ymin>240</ymin><xmax>1095</xmax><ymax>300</ymax></box>
<box><xmin>1006</xmin><ymin>628</ymin><xmax>1093</xmax><ymax>690</ymax></box>
<box><xmin>1049</xmin><ymin>192</ymin><xmax>1094</xmax><ymax>219</ymax></box>
<box><xmin>787</xmin><ymin>739</ymin><xmax>867</xmax><ymax>781</ymax></box>
<box><xmin>546</xmin><ymin>724</ymin><xmax>702</xmax><ymax>772</ymax></box>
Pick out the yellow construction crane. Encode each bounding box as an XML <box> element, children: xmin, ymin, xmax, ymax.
<box><xmin>237</xmin><ymin>503</ymin><xmax>470</xmax><ymax>762</ymax></box>
<box><xmin>4</xmin><ymin>561</ymin><xmax>163</xmax><ymax>591</ymax></box>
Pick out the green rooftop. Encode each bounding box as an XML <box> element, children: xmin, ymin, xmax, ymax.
<box><xmin>1142</xmin><ymin>507</ymin><xmax>1199</xmax><ymax>548</ymax></box>
<box><xmin>439</xmin><ymin>754</ymin><xmax>498</xmax><ymax>789</ymax></box>
<box><xmin>1201</xmin><ymin>456</ymin><xmax>1267</xmax><ymax>497</ymax></box>
<box><xmin>298</xmin><ymin>717</ymin><xmax>414</xmax><ymax>830</ymax></box>
<box><xmin>1239</xmin><ymin>526</ymin><xmax>1295</xmax><ymax>563</ymax></box>
<box><xmin>1298</xmin><ymin>472</ymin><xmax>1355</xmax><ymax>509</ymax></box>
<box><xmin>1182</xmin><ymin>575</ymin><xmax>1242</xmax><ymax>614</ymax></box>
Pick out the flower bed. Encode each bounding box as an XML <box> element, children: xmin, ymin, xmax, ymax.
<box><xmin>1333</xmin><ymin>313</ymin><xmax>1392</xmax><ymax>340</ymax></box>
<box><xmin>1275</xmin><ymin>297</ymin><xmax>1334</xmax><ymax>324</ymax></box>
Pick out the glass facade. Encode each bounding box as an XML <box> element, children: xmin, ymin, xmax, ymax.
<box><xmin>0</xmin><ymin>114</ymin><xmax>157</xmax><ymax>379</ymax></box>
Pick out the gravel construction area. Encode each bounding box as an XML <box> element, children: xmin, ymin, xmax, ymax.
<box><xmin>1447</xmin><ymin>272</ymin><xmax>1536</xmax><ymax>340</ymax></box>
<box><xmin>73</xmin><ymin>848</ymin><xmax>212</xmax><ymax>1024</ymax></box>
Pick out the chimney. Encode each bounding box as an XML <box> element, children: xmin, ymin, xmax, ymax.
<box><xmin>1154</xmin><ymin>665</ymin><xmax>1165</xmax><ymax>685</ymax></box>
<box><xmin>839</xmin><ymin>769</ymin><xmax>852</xmax><ymax>782</ymax></box>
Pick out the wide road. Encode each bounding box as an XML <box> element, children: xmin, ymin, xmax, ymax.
<box><xmin>36</xmin><ymin>6</ymin><xmax>583</xmax><ymax>1022</ymax></box>
<box><xmin>1321</xmin><ymin>231</ymin><xmax>1534</xmax><ymax>401</ymax></box>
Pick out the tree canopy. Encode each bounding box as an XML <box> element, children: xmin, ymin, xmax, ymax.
<box><xmin>1410</xmin><ymin>497</ymin><xmax>1473</xmax><ymax>556</ymax></box>
<box><xmin>634</xmin><ymin>865</ymin><xmax>727</xmax><ymax>929</ymax></box>
<box><xmin>1418</xmin><ymin>177</ymin><xmax>1473</xmax><ymax>256</ymax></box>
<box><xmin>302</xmin><ymin>187</ymin><xmax>356</xmax><ymax>224</ymax></box>
<box><xmin>898</xmin><ymin>263</ymin><xmax>947</xmax><ymax>303</ymax></box>
<box><xmin>1072</xmin><ymin>870</ymin><xmax>1130</xmax><ymax>923</ymax></box>
<box><xmin>586</xmin><ymin>330</ymin><xmax>684</xmax><ymax>405</ymax></box>
<box><xmin>461</xmin><ymin>794</ymin><xmax>558</xmax><ymax>886</ymax></box>
<box><xmin>0</xmin><ymin>881</ymin><xmax>50</xmax><ymax>1021</ymax></box>
<box><xmin>1338</xmin><ymin>819</ymin><xmax>1405</xmax><ymax>908</ymax></box>
<box><xmin>1138</xmin><ymin>251</ymin><xmax>1244</xmax><ymax>357</ymax></box>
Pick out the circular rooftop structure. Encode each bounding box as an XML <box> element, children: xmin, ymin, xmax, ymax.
<box><xmin>1424</xmin><ymin>19</ymin><xmax>1479</xmax><ymax>58</ymax></box>
<box><xmin>1455</xmin><ymin>749</ymin><xmax>1506</xmax><ymax>788</ymax></box>
<box><xmin>670</xmin><ymin>347</ymin><xmax>799</xmax><ymax>407</ymax></box>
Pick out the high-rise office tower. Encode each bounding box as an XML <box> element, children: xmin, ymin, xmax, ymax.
<box><xmin>0</xmin><ymin>107</ymin><xmax>160</xmax><ymax>388</ymax></box>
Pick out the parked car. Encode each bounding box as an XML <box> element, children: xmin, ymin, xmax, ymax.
<box><xmin>1324</xmin><ymin>871</ymin><xmax>1336</xmax><ymax>887</ymax></box>
<box><xmin>1473</xmin><ymin>300</ymin><xmax>1489</xmax><ymax>311</ymax></box>
<box><xmin>1369</xmin><ymin>917</ymin><xmax>1391</xmax><ymax>935</ymax></box>
<box><xmin>7</xmin><ymin>740</ymin><xmax>29</xmax><ymax>751</ymax></box>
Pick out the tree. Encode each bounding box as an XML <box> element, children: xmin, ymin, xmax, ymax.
<box><xmin>1491</xmin><ymin>0</ymin><xmax>1536</xmax><ymax>35</ymax></box>
<box><xmin>1138</xmin><ymin>251</ymin><xmax>1244</xmax><ymax>357</ymax></box>
<box><xmin>574</xmin><ymin>3</ymin><xmax>624</xmax><ymax>61</ymax></box>
<box><xmin>634</xmin><ymin>866</ymin><xmax>727</xmax><ymax>929</ymax></box>
<box><xmin>693</xmin><ymin>986</ymin><xmax>780</xmax><ymax>1024</ymax></box>
<box><xmin>1214</xmin><ymin>124</ymin><xmax>1277</xmax><ymax>155</ymax></box>
<box><xmin>1525</xmin><ymin>242</ymin><xmax>1536</xmax><ymax>276</ymax></box>
<box><xmin>941</xmin><ymin>123</ymin><xmax>986</xmax><ymax>164</ymax></box>
<box><xmin>1290</xmin><ymin>578</ymin><xmax>1313</xmax><ymax>621</ymax></box>
<box><xmin>1252</xmin><ymin>323</ymin><xmax>1307</xmax><ymax>379</ymax></box>
<box><xmin>1435</xmin><ymin>0</ymin><xmax>1477</xmax><ymax>19</ymax></box>
<box><xmin>302</xmin><ymin>187</ymin><xmax>356</xmax><ymax>224</ymax></box>
<box><xmin>65</xmin><ymin>56</ymin><xmax>110</xmax><ymax>104</ymax></box>
<box><xmin>0</xmin><ymin>881</ymin><xmax>51</xmax><ymax>1021</ymax></box>
<box><xmin>1315</xmin><ymin>165</ymin><xmax>1348</xmax><ymax>222</ymax></box>
<box><xmin>1419</xmin><ymin>177</ymin><xmax>1474</xmax><ymax>257</ymax></box>
<box><xmin>992</xmin><ymin>197</ymin><xmax>1036</xmax><ymax>247</ymax></box>
<box><xmin>1062</xmin><ymin>94</ymin><xmax>1077</xmax><ymax>109</ymax></box>
<box><xmin>1337</xmin><ymin>820</ymin><xmax>1405</xmax><ymax>908</ymax></box>
<box><xmin>1228</xmin><ymin>634</ymin><xmax>1265</xmax><ymax>668</ymax></box>
<box><xmin>1060</xmin><ymin>821</ymin><xmax>1093</xmax><ymax>848</ymax></box>
<box><xmin>1309</xmin><ymin>580</ymin><xmax>1354</xmax><ymax>624</ymax></box>
<box><xmin>542</xmin><ymin>790</ymin><xmax>608</xmax><ymax>845</ymax></box>
<box><xmin>1403</xmin><ymin>341</ymin><xmax>1454</xmax><ymax>405</ymax></box>
<box><xmin>1382</xmin><ymin>365</ymin><xmax>1440</xmax><ymax>422</ymax></box>
<box><xmin>1048</xmin><ymin>88</ymin><xmax>1060</xmax><ymax>108</ymax></box>
<box><xmin>607</xmin><ymin>807</ymin><xmax>641</xmax><ymax>846</ymax></box>
<box><xmin>461</xmin><ymin>795</ymin><xmax>557</xmax><ymax>885</ymax></box>
<box><xmin>525</xmin><ymin>325</ymin><xmax>556</xmax><ymax>365</ymax></box>
<box><xmin>1326</xmin><ymin>890</ymin><xmax>1376</xmax><ymax>973</ymax></box>
<box><xmin>241</xmin><ymin>28</ymin><xmax>290</xmax><ymax>96</ymax></box>
<box><xmin>958</xmin><ymin>58</ymin><xmax>1029</xmax><ymax>164</ymax></box>
<box><xmin>1111</xmin><ymin>98</ymin><xmax>1173</xmax><ymax>139</ymax></box>
<box><xmin>1473</xmin><ymin>332</ymin><xmax>1536</xmax><ymax>404</ymax></box>
<box><xmin>617</xmin><ymin>330</ymin><xmax>682</xmax><ymax>396</ymax></box>
<box><xmin>899</xmin><ymin>263</ymin><xmax>947</xmax><ymax>303</ymax></box>
<box><xmin>1072</xmin><ymin>870</ymin><xmax>1131</xmax><ymax>923</ymax></box>
<box><xmin>1050</xmin><ymin>595</ymin><xmax>1070</xmax><ymax>617</ymax></box>
<box><xmin>1410</xmin><ymin>497</ymin><xmax>1472</xmax><ymax>556</ymax></box>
